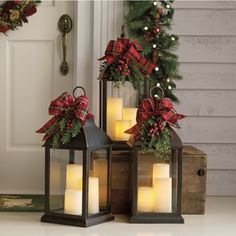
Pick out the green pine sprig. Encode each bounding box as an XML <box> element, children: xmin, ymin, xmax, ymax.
<box><xmin>139</xmin><ymin>116</ymin><xmax>170</xmax><ymax>160</ymax></box>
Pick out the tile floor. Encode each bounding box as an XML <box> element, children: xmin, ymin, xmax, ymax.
<box><xmin>0</xmin><ymin>197</ymin><xmax>236</xmax><ymax>236</ymax></box>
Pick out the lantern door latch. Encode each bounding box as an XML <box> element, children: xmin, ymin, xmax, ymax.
<box><xmin>58</xmin><ymin>14</ymin><xmax>73</xmax><ymax>76</ymax></box>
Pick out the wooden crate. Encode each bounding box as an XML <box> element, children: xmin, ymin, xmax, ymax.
<box><xmin>182</xmin><ymin>146</ymin><xmax>207</xmax><ymax>214</ymax></box>
<box><xmin>110</xmin><ymin>146</ymin><xmax>207</xmax><ymax>214</ymax></box>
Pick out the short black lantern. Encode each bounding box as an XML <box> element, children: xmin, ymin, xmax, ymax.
<box><xmin>41</xmin><ymin>119</ymin><xmax>114</xmax><ymax>227</ymax></box>
<box><xmin>38</xmin><ymin>87</ymin><xmax>114</xmax><ymax>227</ymax></box>
<box><xmin>126</xmin><ymin>89</ymin><xmax>185</xmax><ymax>224</ymax></box>
<box><xmin>128</xmin><ymin>128</ymin><xmax>184</xmax><ymax>223</ymax></box>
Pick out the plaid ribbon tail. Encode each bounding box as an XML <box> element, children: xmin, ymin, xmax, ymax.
<box><xmin>36</xmin><ymin>116</ymin><xmax>58</xmax><ymax>134</ymax></box>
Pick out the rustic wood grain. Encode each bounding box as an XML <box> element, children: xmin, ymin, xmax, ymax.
<box><xmin>182</xmin><ymin>146</ymin><xmax>207</xmax><ymax>214</ymax></box>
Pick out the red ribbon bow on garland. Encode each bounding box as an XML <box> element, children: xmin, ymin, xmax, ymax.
<box><xmin>125</xmin><ymin>97</ymin><xmax>185</xmax><ymax>140</ymax></box>
<box><xmin>99</xmin><ymin>38</ymin><xmax>156</xmax><ymax>75</ymax></box>
<box><xmin>36</xmin><ymin>92</ymin><xmax>93</xmax><ymax>142</ymax></box>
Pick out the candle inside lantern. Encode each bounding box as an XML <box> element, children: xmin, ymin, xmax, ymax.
<box><xmin>123</xmin><ymin>108</ymin><xmax>138</xmax><ymax>127</ymax></box>
<box><xmin>115</xmin><ymin>120</ymin><xmax>131</xmax><ymax>141</ymax></box>
<box><xmin>152</xmin><ymin>163</ymin><xmax>170</xmax><ymax>179</ymax></box>
<box><xmin>107</xmin><ymin>98</ymin><xmax>123</xmax><ymax>140</ymax></box>
<box><xmin>64</xmin><ymin>189</ymin><xmax>82</xmax><ymax>215</ymax></box>
<box><xmin>137</xmin><ymin>187</ymin><xmax>155</xmax><ymax>212</ymax></box>
<box><xmin>153</xmin><ymin>178</ymin><xmax>172</xmax><ymax>213</ymax></box>
<box><xmin>66</xmin><ymin>164</ymin><xmax>83</xmax><ymax>191</ymax></box>
<box><xmin>88</xmin><ymin>177</ymin><xmax>99</xmax><ymax>214</ymax></box>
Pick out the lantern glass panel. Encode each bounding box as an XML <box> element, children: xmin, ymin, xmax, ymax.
<box><xmin>89</xmin><ymin>149</ymin><xmax>109</xmax><ymax>215</ymax></box>
<box><xmin>49</xmin><ymin>149</ymin><xmax>83</xmax><ymax>215</ymax></box>
<box><xmin>100</xmin><ymin>80</ymin><xmax>138</xmax><ymax>142</ymax></box>
<box><xmin>137</xmin><ymin>149</ymin><xmax>178</xmax><ymax>214</ymax></box>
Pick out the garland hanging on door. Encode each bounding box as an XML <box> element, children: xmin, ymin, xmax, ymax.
<box><xmin>0</xmin><ymin>0</ymin><xmax>41</xmax><ymax>34</ymax></box>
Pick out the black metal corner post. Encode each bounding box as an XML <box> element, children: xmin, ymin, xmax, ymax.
<box><xmin>44</xmin><ymin>147</ymin><xmax>50</xmax><ymax>213</ymax></box>
<box><xmin>132</xmin><ymin>148</ymin><xmax>138</xmax><ymax>217</ymax></box>
<box><xmin>99</xmin><ymin>80</ymin><xmax>102</xmax><ymax>129</ymax></box>
<box><xmin>177</xmin><ymin>148</ymin><xmax>183</xmax><ymax>219</ymax></box>
<box><xmin>69</xmin><ymin>150</ymin><xmax>75</xmax><ymax>164</ymax></box>
<box><xmin>99</xmin><ymin>80</ymin><xmax>107</xmax><ymax>132</ymax></box>
<box><xmin>171</xmin><ymin>148</ymin><xmax>177</xmax><ymax>213</ymax></box>
<box><xmin>107</xmin><ymin>147</ymin><xmax>112</xmax><ymax>212</ymax></box>
<box><xmin>82</xmin><ymin>150</ymin><xmax>89</xmax><ymax>219</ymax></box>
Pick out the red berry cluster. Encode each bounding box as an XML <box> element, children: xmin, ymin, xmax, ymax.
<box><xmin>116</xmin><ymin>56</ymin><xmax>131</xmax><ymax>76</ymax></box>
<box><xmin>144</xmin><ymin>13</ymin><xmax>160</xmax><ymax>42</ymax></box>
<box><xmin>148</xmin><ymin>121</ymin><xmax>165</xmax><ymax>137</ymax></box>
<box><xmin>66</xmin><ymin>120</ymin><xmax>73</xmax><ymax>129</ymax></box>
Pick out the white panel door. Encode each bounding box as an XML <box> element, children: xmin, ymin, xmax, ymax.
<box><xmin>0</xmin><ymin>1</ymin><xmax>75</xmax><ymax>194</ymax></box>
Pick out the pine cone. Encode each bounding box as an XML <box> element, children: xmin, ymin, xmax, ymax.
<box><xmin>152</xmin><ymin>48</ymin><xmax>159</xmax><ymax>64</ymax></box>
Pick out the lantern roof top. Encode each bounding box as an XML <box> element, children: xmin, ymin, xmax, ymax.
<box><xmin>43</xmin><ymin>119</ymin><xmax>112</xmax><ymax>150</ymax></box>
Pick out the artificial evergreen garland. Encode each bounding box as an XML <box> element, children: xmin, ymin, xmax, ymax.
<box><xmin>125</xmin><ymin>0</ymin><xmax>182</xmax><ymax>102</ymax></box>
<box><xmin>0</xmin><ymin>0</ymin><xmax>41</xmax><ymax>34</ymax></box>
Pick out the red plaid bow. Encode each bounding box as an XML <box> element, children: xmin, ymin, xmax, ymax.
<box><xmin>36</xmin><ymin>92</ymin><xmax>93</xmax><ymax>140</ymax></box>
<box><xmin>125</xmin><ymin>97</ymin><xmax>185</xmax><ymax>139</ymax></box>
<box><xmin>99</xmin><ymin>38</ymin><xmax>156</xmax><ymax>75</ymax></box>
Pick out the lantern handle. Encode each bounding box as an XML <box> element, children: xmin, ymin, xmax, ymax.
<box><xmin>150</xmin><ymin>84</ymin><xmax>164</xmax><ymax>99</ymax></box>
<box><xmin>73</xmin><ymin>86</ymin><xmax>86</xmax><ymax>98</ymax></box>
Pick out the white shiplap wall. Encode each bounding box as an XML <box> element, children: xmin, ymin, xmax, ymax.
<box><xmin>172</xmin><ymin>1</ymin><xmax>236</xmax><ymax>196</ymax></box>
<box><xmin>91</xmin><ymin>0</ymin><xmax>236</xmax><ymax>196</ymax></box>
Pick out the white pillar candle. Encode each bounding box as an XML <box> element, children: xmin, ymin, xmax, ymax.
<box><xmin>137</xmin><ymin>187</ymin><xmax>155</xmax><ymax>212</ymax></box>
<box><xmin>88</xmin><ymin>177</ymin><xmax>99</xmax><ymax>214</ymax></box>
<box><xmin>64</xmin><ymin>189</ymin><xmax>82</xmax><ymax>215</ymax></box>
<box><xmin>153</xmin><ymin>178</ymin><xmax>172</xmax><ymax>213</ymax></box>
<box><xmin>66</xmin><ymin>164</ymin><xmax>83</xmax><ymax>191</ymax></box>
<box><xmin>115</xmin><ymin>120</ymin><xmax>131</xmax><ymax>141</ymax></box>
<box><xmin>123</xmin><ymin>108</ymin><xmax>138</xmax><ymax>127</ymax></box>
<box><xmin>153</xmin><ymin>163</ymin><xmax>170</xmax><ymax>179</ymax></box>
<box><xmin>107</xmin><ymin>98</ymin><xmax>123</xmax><ymax>140</ymax></box>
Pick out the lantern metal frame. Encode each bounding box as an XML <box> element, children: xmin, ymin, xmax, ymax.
<box><xmin>41</xmin><ymin>119</ymin><xmax>114</xmax><ymax>227</ymax></box>
<box><xmin>128</xmin><ymin>128</ymin><xmax>184</xmax><ymax>224</ymax></box>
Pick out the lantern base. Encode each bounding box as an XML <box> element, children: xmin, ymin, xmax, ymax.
<box><xmin>129</xmin><ymin>214</ymin><xmax>184</xmax><ymax>224</ymax></box>
<box><xmin>112</xmin><ymin>141</ymin><xmax>130</xmax><ymax>151</ymax></box>
<box><xmin>41</xmin><ymin>213</ymin><xmax>114</xmax><ymax>227</ymax></box>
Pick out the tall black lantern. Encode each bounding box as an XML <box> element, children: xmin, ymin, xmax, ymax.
<box><xmin>98</xmin><ymin>34</ymin><xmax>157</xmax><ymax>150</ymax></box>
<box><xmin>41</xmin><ymin>119</ymin><xmax>114</xmax><ymax>227</ymax></box>
<box><xmin>128</xmin><ymin>128</ymin><xmax>184</xmax><ymax>224</ymax></box>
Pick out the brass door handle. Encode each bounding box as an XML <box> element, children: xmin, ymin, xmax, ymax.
<box><xmin>58</xmin><ymin>14</ymin><xmax>72</xmax><ymax>76</ymax></box>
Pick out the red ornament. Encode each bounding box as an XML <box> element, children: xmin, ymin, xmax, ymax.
<box><xmin>153</xmin><ymin>26</ymin><xmax>160</xmax><ymax>34</ymax></box>
<box><xmin>0</xmin><ymin>24</ymin><xmax>9</xmax><ymax>33</ymax></box>
<box><xmin>24</xmin><ymin>5</ymin><xmax>37</xmax><ymax>17</ymax></box>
